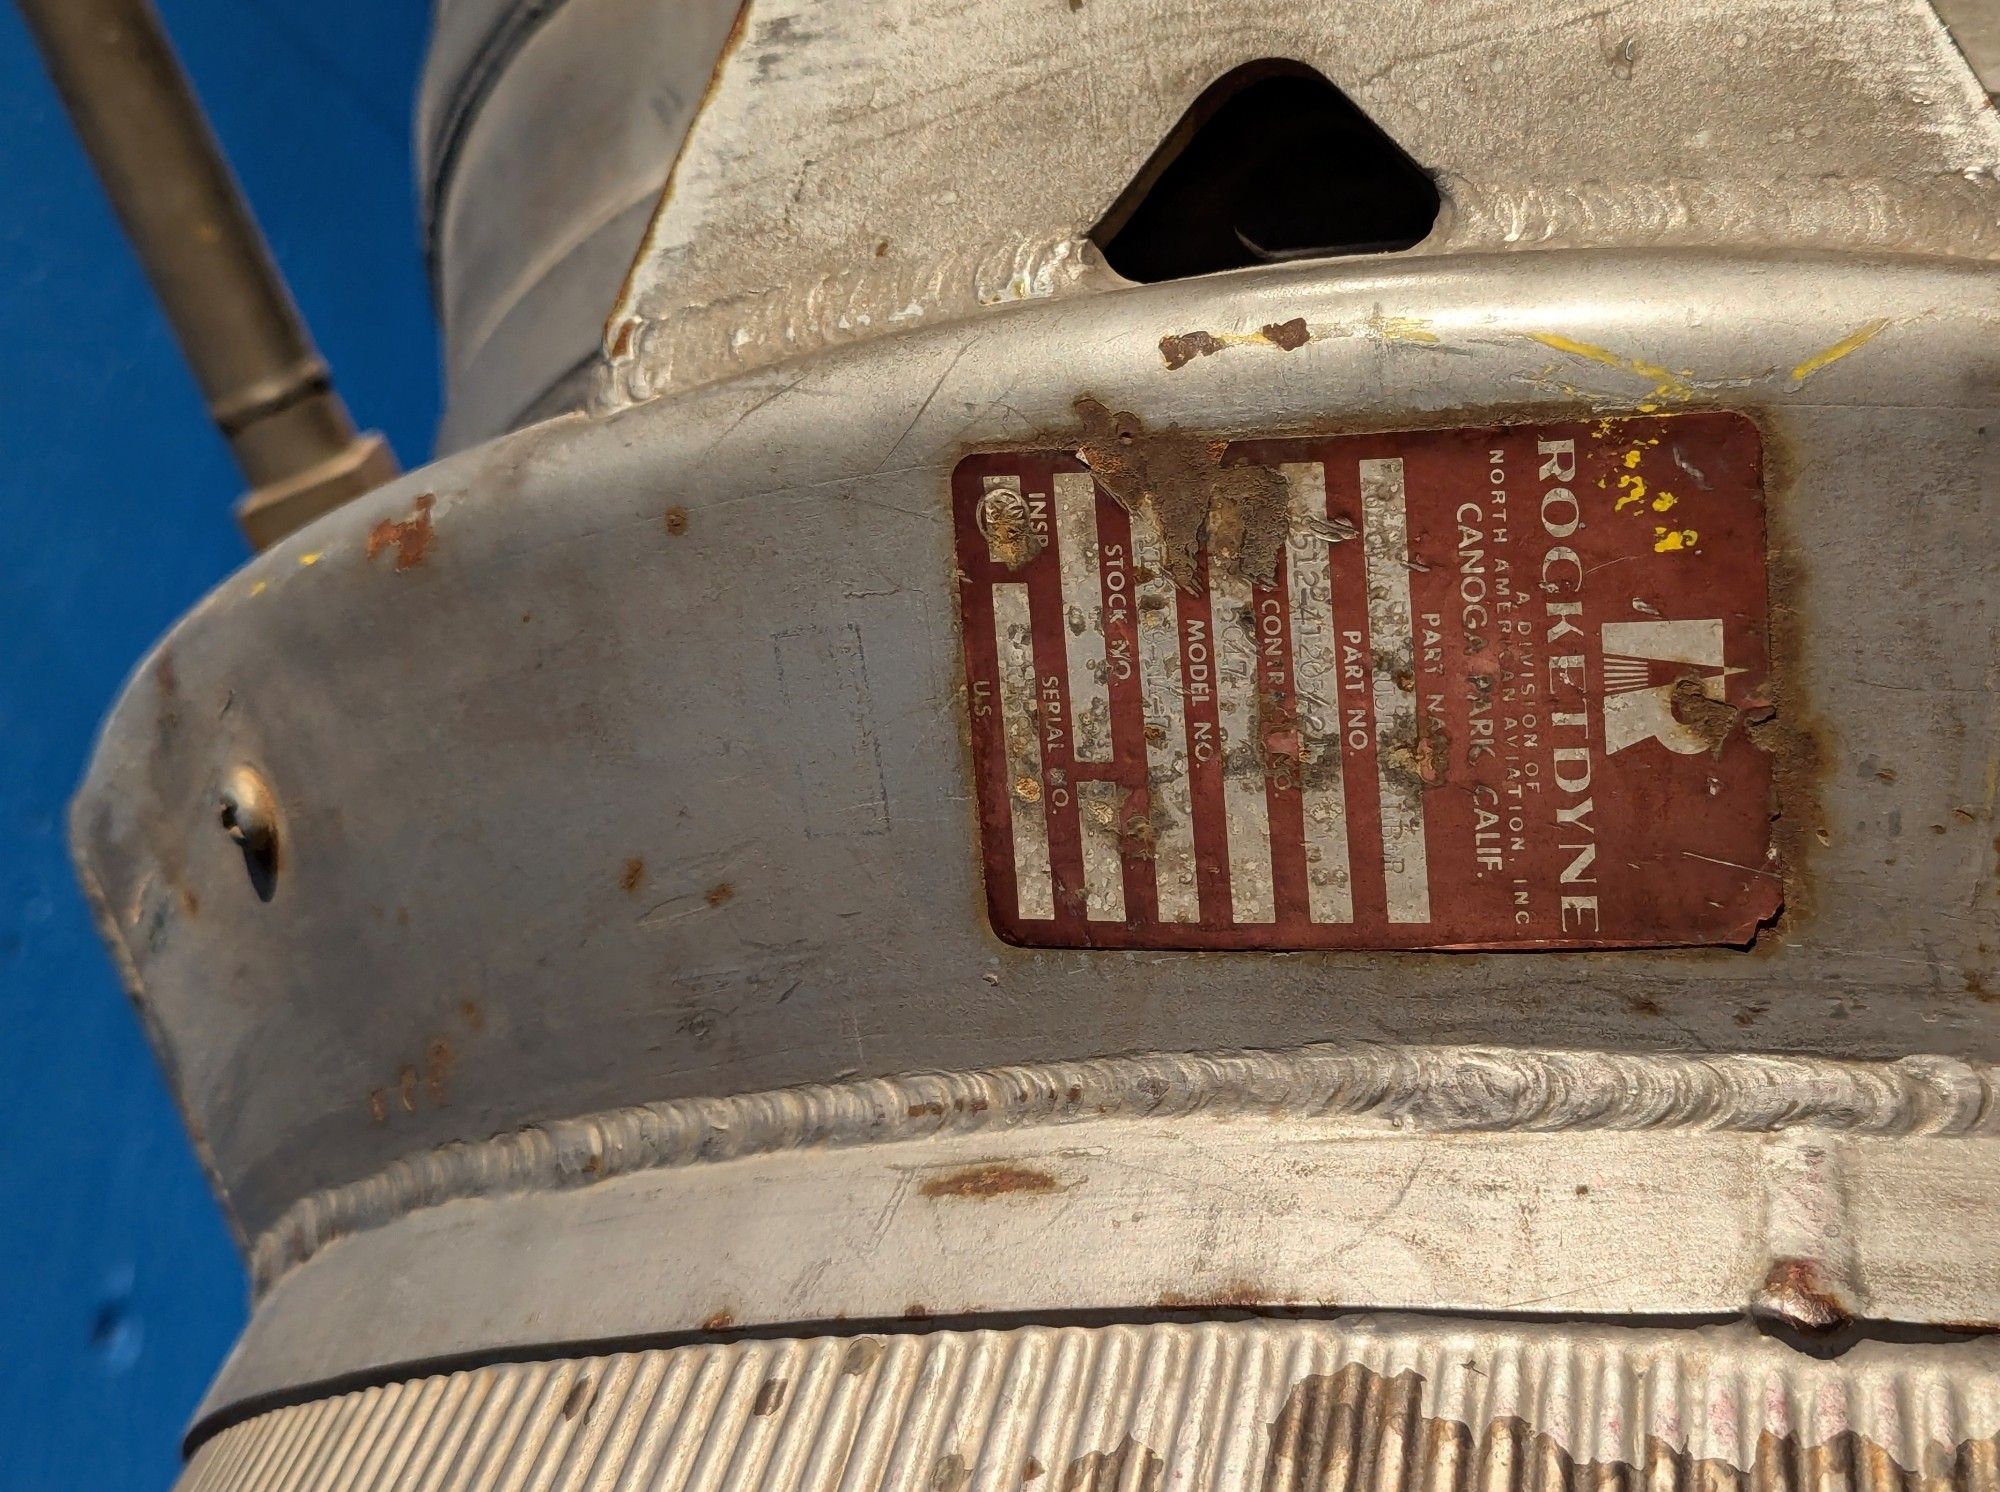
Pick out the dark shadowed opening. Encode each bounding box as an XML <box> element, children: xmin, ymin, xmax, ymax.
<box><xmin>1091</xmin><ymin>61</ymin><xmax>1440</xmax><ymax>284</ymax></box>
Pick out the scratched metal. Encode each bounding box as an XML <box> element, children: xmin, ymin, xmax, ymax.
<box><xmin>952</xmin><ymin>414</ymin><xmax>1773</xmax><ymax>950</ymax></box>
<box><xmin>598</xmin><ymin>0</ymin><xmax>2000</xmax><ymax>406</ymax></box>
<box><xmin>64</xmin><ymin>4</ymin><xmax>2000</xmax><ymax>1478</ymax></box>
<box><xmin>74</xmin><ymin>252</ymin><xmax>2000</xmax><ymax>1253</ymax></box>
<box><xmin>178</xmin><ymin>1318</ymin><xmax>2000</xmax><ymax>1491</ymax></box>
<box><xmin>202</xmin><ymin>1045</ymin><xmax>2000</xmax><ymax>1412</ymax></box>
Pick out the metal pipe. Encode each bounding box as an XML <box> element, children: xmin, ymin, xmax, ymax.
<box><xmin>14</xmin><ymin>0</ymin><xmax>397</xmax><ymax>548</ymax></box>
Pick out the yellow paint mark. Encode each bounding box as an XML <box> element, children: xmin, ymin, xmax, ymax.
<box><xmin>1370</xmin><ymin>313</ymin><xmax>1441</xmax><ymax>344</ymax></box>
<box><xmin>297</xmin><ymin>552</ymin><xmax>323</xmax><ymax>567</ymax></box>
<box><xmin>1651</xmin><ymin>490</ymin><xmax>1678</xmax><ymax>512</ymax></box>
<box><xmin>1615</xmin><ymin>473</ymin><xmax>1648</xmax><ymax>511</ymax></box>
<box><xmin>1653</xmin><ymin>527</ymin><xmax>1698</xmax><ymax>553</ymax></box>
<box><xmin>1791</xmin><ymin>318</ymin><xmax>1890</xmax><ymax>383</ymax></box>
<box><xmin>249</xmin><ymin>580</ymin><xmax>268</xmax><ymax>596</ymax></box>
<box><xmin>1525</xmin><ymin>332</ymin><xmax>1693</xmax><ymax>402</ymax></box>
<box><xmin>1622</xmin><ymin>448</ymin><xmax>1644</xmax><ymax>470</ymax></box>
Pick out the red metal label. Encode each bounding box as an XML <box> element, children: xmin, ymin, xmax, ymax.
<box><xmin>954</xmin><ymin>412</ymin><xmax>1776</xmax><ymax>950</ymax></box>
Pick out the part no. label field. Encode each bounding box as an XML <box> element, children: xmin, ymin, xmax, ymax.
<box><xmin>953</xmin><ymin>412</ymin><xmax>1777</xmax><ymax>950</ymax></box>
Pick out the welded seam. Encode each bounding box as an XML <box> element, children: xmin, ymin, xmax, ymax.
<box><xmin>251</xmin><ymin>1043</ymin><xmax>2000</xmax><ymax>1292</ymax></box>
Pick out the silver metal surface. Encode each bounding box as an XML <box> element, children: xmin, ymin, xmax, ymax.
<box><xmin>57</xmin><ymin>0</ymin><xmax>2000</xmax><ymax>1478</ymax></box>
<box><xmin>182</xmin><ymin>1318</ymin><xmax>2000</xmax><ymax>1491</ymax></box>
<box><xmin>418</xmin><ymin>0</ymin><xmax>744</xmax><ymax>452</ymax></box>
<box><xmin>204</xmin><ymin>1044</ymin><xmax>2000</xmax><ymax>1412</ymax></box>
<box><xmin>74</xmin><ymin>250</ymin><xmax>2000</xmax><ymax>1248</ymax></box>
<box><xmin>598</xmin><ymin>0</ymin><xmax>2000</xmax><ymax>408</ymax></box>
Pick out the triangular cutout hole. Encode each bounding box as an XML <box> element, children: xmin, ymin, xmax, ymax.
<box><xmin>1091</xmin><ymin>60</ymin><xmax>1440</xmax><ymax>284</ymax></box>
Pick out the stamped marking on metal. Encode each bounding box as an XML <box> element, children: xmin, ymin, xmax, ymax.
<box><xmin>954</xmin><ymin>412</ymin><xmax>1776</xmax><ymax>950</ymax></box>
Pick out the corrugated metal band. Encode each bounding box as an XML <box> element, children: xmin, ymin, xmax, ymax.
<box><xmin>178</xmin><ymin>1316</ymin><xmax>2000</xmax><ymax>1492</ymax></box>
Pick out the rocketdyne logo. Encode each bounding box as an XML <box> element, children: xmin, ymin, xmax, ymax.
<box><xmin>1601</xmin><ymin>619</ymin><xmax>1741</xmax><ymax>756</ymax></box>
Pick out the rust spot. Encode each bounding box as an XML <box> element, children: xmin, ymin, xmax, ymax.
<box><xmin>621</xmin><ymin>857</ymin><xmax>646</xmax><ymax>893</ymax></box>
<box><xmin>1062</xmin><ymin>1435</ymin><xmax>1165</xmax><ymax>1492</ymax></box>
<box><xmin>1669</xmin><ymin>674</ymin><xmax>1743</xmax><ymax>756</ymax></box>
<box><xmin>841</xmin><ymin>1337</ymin><xmax>883</xmax><ymax>1376</ymax></box>
<box><xmin>423</xmin><ymin>1036</ymin><xmax>455</xmax><ymax>1104</ymax></box>
<box><xmin>874</xmin><ymin>239</ymin><xmax>890</xmax><ymax>258</ymax></box>
<box><xmin>705</xmin><ymin>881</ymin><xmax>735</xmax><ymax>907</ymax></box>
<box><xmin>365</xmin><ymin>492</ymin><xmax>436</xmax><ymax>572</ymax></box>
<box><xmin>920</xmin><ymin>1163</ymin><xmax>1062</xmax><ymax>1199</ymax></box>
<box><xmin>932</xmin><ymin>1453</ymin><xmax>972</xmax><ymax>1492</ymax></box>
<box><xmin>1261</xmin><ymin>1353</ymin><xmax>1979</xmax><ymax>1492</ymax></box>
<box><xmin>609</xmin><ymin>320</ymin><xmax>635</xmax><ymax>358</ymax></box>
<box><xmin>395</xmin><ymin>906</ymin><xmax>410</xmax><ymax>927</ymax></box>
<box><xmin>1157</xmin><ymin>1280</ymin><xmax>1268</xmax><ymax>1310</ymax></box>
<box><xmin>1158</xmin><ymin>330</ymin><xmax>1223</xmax><ymax>370</ymax></box>
<box><xmin>700</xmin><ymin>1309</ymin><xmax>735</xmax><ymax>1332</ymax></box>
<box><xmin>752</xmin><ymin>1378</ymin><xmax>788</xmax><ymax>1417</ymax></box>
<box><xmin>367</xmin><ymin>1088</ymin><xmax>387</xmax><ymax>1124</ymax></box>
<box><xmin>1754</xmin><ymin>1256</ymin><xmax>1854</xmax><ymax>1333</ymax></box>
<box><xmin>664</xmin><ymin>506</ymin><xmax>689</xmax><ymax>536</ymax></box>
<box><xmin>908</xmin><ymin>1100</ymin><xmax>946</xmax><ymax>1118</ymax></box>
<box><xmin>903</xmin><ymin>1302</ymin><xmax>932</xmax><ymax>1320</ymax></box>
<box><xmin>459</xmin><ymin>999</ymin><xmax>483</xmax><ymax>1030</ymax></box>
<box><xmin>1260</xmin><ymin>317</ymin><xmax>1310</xmax><ymax>350</ymax></box>
<box><xmin>562</xmin><ymin>1375</ymin><xmax>594</xmax><ymax>1421</ymax></box>
<box><xmin>1158</xmin><ymin>320</ymin><xmax>1308</xmax><ymax>369</ymax></box>
<box><xmin>1074</xmin><ymin>397</ymin><xmax>1287</xmax><ymax>592</ymax></box>
<box><xmin>975</xmin><ymin>484</ymin><xmax>1044</xmax><ymax>569</ymax></box>
<box><xmin>179</xmin><ymin>887</ymin><xmax>200</xmax><ymax>918</ymax></box>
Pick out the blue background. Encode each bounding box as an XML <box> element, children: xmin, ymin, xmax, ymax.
<box><xmin>0</xmin><ymin>4</ymin><xmax>438</xmax><ymax>1484</ymax></box>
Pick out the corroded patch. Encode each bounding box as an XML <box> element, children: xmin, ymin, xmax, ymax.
<box><xmin>919</xmin><ymin>1162</ymin><xmax>1062</xmax><ymax>1199</ymax></box>
<box><xmin>365</xmin><ymin>492</ymin><xmax>436</xmax><ymax>571</ymax></box>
